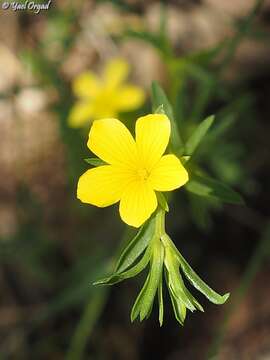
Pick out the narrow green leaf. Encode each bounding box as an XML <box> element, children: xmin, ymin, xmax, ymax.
<box><xmin>139</xmin><ymin>242</ymin><xmax>164</xmax><ymax>321</ymax></box>
<box><xmin>182</xmin><ymin>283</ymin><xmax>204</xmax><ymax>312</ymax></box>
<box><xmin>115</xmin><ymin>216</ymin><xmax>156</xmax><ymax>273</ymax></box>
<box><xmin>185</xmin><ymin>115</ymin><xmax>215</xmax><ymax>156</ymax></box>
<box><xmin>151</xmin><ymin>81</ymin><xmax>184</xmax><ymax>154</ymax></box>
<box><xmin>167</xmin><ymin>268</ymin><xmax>196</xmax><ymax>312</ymax></box>
<box><xmin>158</xmin><ymin>280</ymin><xmax>164</xmax><ymax>326</ymax></box>
<box><xmin>170</xmin><ymin>254</ymin><xmax>204</xmax><ymax>312</ymax></box>
<box><xmin>185</xmin><ymin>173</ymin><xmax>244</xmax><ymax>205</ymax></box>
<box><xmin>164</xmin><ymin>245</ymin><xmax>197</xmax><ymax>311</ymax></box>
<box><xmin>145</xmin><ymin>303</ymin><xmax>154</xmax><ymax>320</ymax></box>
<box><xmin>165</xmin><ymin>235</ymin><xmax>230</xmax><ymax>305</ymax></box>
<box><xmin>168</xmin><ymin>292</ymin><xmax>184</xmax><ymax>325</ymax></box>
<box><xmin>171</xmin><ymin>293</ymin><xmax>187</xmax><ymax>326</ymax></box>
<box><xmin>151</xmin><ymin>81</ymin><xmax>174</xmax><ymax>122</ymax></box>
<box><xmin>93</xmin><ymin>246</ymin><xmax>151</xmax><ymax>286</ymax></box>
<box><xmin>130</xmin><ymin>241</ymin><xmax>164</xmax><ymax>323</ymax></box>
<box><xmin>206</xmin><ymin>114</ymin><xmax>235</xmax><ymax>141</ymax></box>
<box><xmin>84</xmin><ymin>158</ymin><xmax>106</xmax><ymax>166</ymax></box>
<box><xmin>185</xmin><ymin>42</ymin><xmax>226</xmax><ymax>66</ymax></box>
<box><xmin>165</xmin><ymin>270</ymin><xmax>186</xmax><ymax>325</ymax></box>
<box><xmin>130</xmin><ymin>274</ymin><xmax>150</xmax><ymax>322</ymax></box>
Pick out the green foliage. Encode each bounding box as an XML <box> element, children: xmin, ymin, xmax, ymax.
<box><xmin>131</xmin><ymin>240</ymin><xmax>164</xmax><ymax>322</ymax></box>
<box><xmin>186</xmin><ymin>173</ymin><xmax>244</xmax><ymax>205</ymax></box>
<box><xmin>115</xmin><ymin>217</ymin><xmax>156</xmax><ymax>273</ymax></box>
<box><xmin>157</xmin><ymin>280</ymin><xmax>164</xmax><ymax>326</ymax></box>
<box><xmin>184</xmin><ymin>115</ymin><xmax>215</xmax><ymax>156</ymax></box>
<box><xmin>84</xmin><ymin>158</ymin><xmax>107</xmax><ymax>166</ymax></box>
<box><xmin>165</xmin><ymin>235</ymin><xmax>230</xmax><ymax>305</ymax></box>
<box><xmin>95</xmin><ymin>208</ymin><xmax>229</xmax><ymax>325</ymax></box>
<box><xmin>94</xmin><ymin>246</ymin><xmax>151</xmax><ymax>285</ymax></box>
<box><xmin>151</xmin><ymin>81</ymin><xmax>243</xmax><ymax>208</ymax></box>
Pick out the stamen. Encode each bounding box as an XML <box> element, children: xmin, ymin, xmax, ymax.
<box><xmin>136</xmin><ymin>168</ymin><xmax>149</xmax><ymax>181</ymax></box>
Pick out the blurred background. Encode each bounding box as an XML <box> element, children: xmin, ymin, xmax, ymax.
<box><xmin>0</xmin><ymin>0</ymin><xmax>270</xmax><ymax>359</ymax></box>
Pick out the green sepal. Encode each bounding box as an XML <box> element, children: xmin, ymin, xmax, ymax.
<box><xmin>151</xmin><ymin>81</ymin><xmax>184</xmax><ymax>155</ymax></box>
<box><xmin>154</xmin><ymin>104</ymin><xmax>166</xmax><ymax>115</ymax></box>
<box><xmin>184</xmin><ymin>115</ymin><xmax>215</xmax><ymax>157</ymax></box>
<box><xmin>84</xmin><ymin>158</ymin><xmax>107</xmax><ymax>166</ymax></box>
<box><xmin>156</xmin><ymin>192</ymin><xmax>169</xmax><ymax>212</ymax></box>
<box><xmin>164</xmin><ymin>235</ymin><xmax>230</xmax><ymax>305</ymax></box>
<box><xmin>181</xmin><ymin>156</ymin><xmax>191</xmax><ymax>164</ymax></box>
<box><xmin>151</xmin><ymin>81</ymin><xmax>174</xmax><ymax>121</ymax></box>
<box><xmin>185</xmin><ymin>173</ymin><xmax>244</xmax><ymax>205</ymax></box>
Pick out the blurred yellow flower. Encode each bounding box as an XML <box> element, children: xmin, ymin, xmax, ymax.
<box><xmin>77</xmin><ymin>114</ymin><xmax>188</xmax><ymax>227</ymax></box>
<box><xmin>68</xmin><ymin>58</ymin><xmax>145</xmax><ymax>128</ymax></box>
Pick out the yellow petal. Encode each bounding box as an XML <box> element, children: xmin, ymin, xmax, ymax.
<box><xmin>116</xmin><ymin>85</ymin><xmax>145</xmax><ymax>111</ymax></box>
<box><xmin>87</xmin><ymin>118</ymin><xmax>138</xmax><ymax>168</ymax></box>
<box><xmin>104</xmin><ymin>58</ymin><xmax>129</xmax><ymax>88</ymax></box>
<box><xmin>72</xmin><ymin>71</ymin><xmax>101</xmax><ymax>99</ymax></box>
<box><xmin>149</xmin><ymin>154</ymin><xmax>189</xmax><ymax>191</ymax></box>
<box><xmin>77</xmin><ymin>165</ymin><xmax>133</xmax><ymax>207</ymax></box>
<box><xmin>119</xmin><ymin>181</ymin><xmax>157</xmax><ymax>227</ymax></box>
<box><xmin>68</xmin><ymin>101</ymin><xmax>93</xmax><ymax>128</ymax></box>
<box><xmin>136</xmin><ymin>114</ymin><xmax>171</xmax><ymax>170</ymax></box>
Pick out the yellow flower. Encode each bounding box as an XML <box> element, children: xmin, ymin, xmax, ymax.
<box><xmin>77</xmin><ymin>114</ymin><xmax>188</xmax><ymax>227</ymax></box>
<box><xmin>68</xmin><ymin>58</ymin><xmax>145</xmax><ymax>128</ymax></box>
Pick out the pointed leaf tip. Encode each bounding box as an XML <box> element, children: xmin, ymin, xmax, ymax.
<box><xmin>185</xmin><ymin>115</ymin><xmax>215</xmax><ymax>156</ymax></box>
<box><xmin>220</xmin><ymin>292</ymin><xmax>230</xmax><ymax>304</ymax></box>
<box><xmin>164</xmin><ymin>235</ymin><xmax>231</xmax><ymax>306</ymax></box>
<box><xmin>84</xmin><ymin>158</ymin><xmax>107</xmax><ymax>166</ymax></box>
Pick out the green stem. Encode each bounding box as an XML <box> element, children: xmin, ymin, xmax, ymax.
<box><xmin>155</xmin><ymin>208</ymin><xmax>166</xmax><ymax>238</ymax></box>
<box><xmin>66</xmin><ymin>288</ymin><xmax>108</xmax><ymax>360</ymax></box>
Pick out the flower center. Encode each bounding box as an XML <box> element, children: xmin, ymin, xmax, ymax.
<box><xmin>136</xmin><ymin>168</ymin><xmax>149</xmax><ymax>181</ymax></box>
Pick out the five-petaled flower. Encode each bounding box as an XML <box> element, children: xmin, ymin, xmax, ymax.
<box><xmin>77</xmin><ymin>114</ymin><xmax>189</xmax><ymax>227</ymax></box>
<box><xmin>68</xmin><ymin>58</ymin><xmax>145</xmax><ymax>128</ymax></box>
